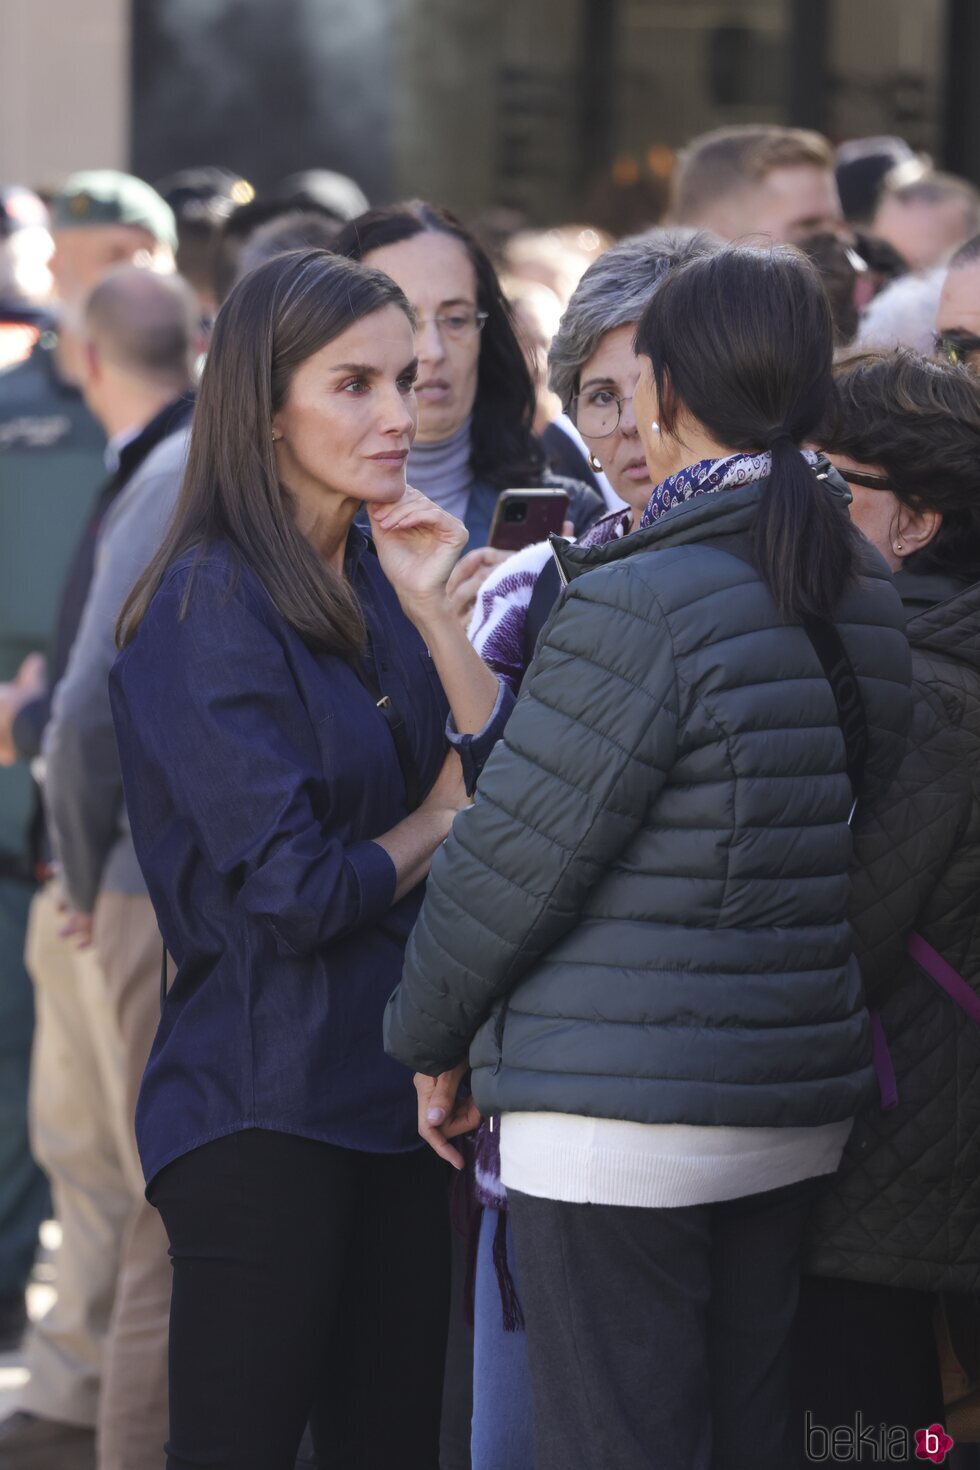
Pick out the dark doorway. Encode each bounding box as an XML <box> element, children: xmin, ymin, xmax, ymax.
<box><xmin>130</xmin><ymin>0</ymin><xmax>397</xmax><ymax>198</ymax></box>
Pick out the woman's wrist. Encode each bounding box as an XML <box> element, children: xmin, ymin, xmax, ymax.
<box><xmin>416</xmin><ymin>792</ymin><xmax>460</xmax><ymax>832</ymax></box>
<box><xmin>399</xmin><ymin>589</ymin><xmax>455</xmax><ymax>636</ymax></box>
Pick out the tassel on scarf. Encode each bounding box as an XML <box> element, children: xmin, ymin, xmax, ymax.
<box><xmin>492</xmin><ymin>1205</ymin><xmax>525</xmax><ymax>1333</ymax></box>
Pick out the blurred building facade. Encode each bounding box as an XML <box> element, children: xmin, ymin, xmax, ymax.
<box><xmin>0</xmin><ymin>0</ymin><xmax>130</xmax><ymax>184</ymax></box>
<box><xmin>0</xmin><ymin>0</ymin><xmax>978</xmax><ymax>225</ymax></box>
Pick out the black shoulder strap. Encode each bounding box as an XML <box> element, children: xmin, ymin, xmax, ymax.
<box><xmin>521</xmin><ymin>555</ymin><xmax>563</xmax><ymax>672</ymax></box>
<box><xmin>374</xmin><ymin>691</ymin><xmax>420</xmax><ymax>811</ymax></box>
<box><xmin>799</xmin><ymin>614</ymin><xmax>869</xmax><ymax>819</ymax></box>
<box><xmin>704</xmin><ymin>538</ymin><xmax>869</xmax><ymax>822</ymax></box>
<box><xmin>354</xmin><ymin>656</ymin><xmax>421</xmax><ymax>813</ymax></box>
<box><xmin>350</xmin><ymin>540</ymin><xmax>422</xmax><ymax>813</ymax></box>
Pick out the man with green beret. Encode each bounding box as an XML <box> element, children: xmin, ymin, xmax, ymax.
<box><xmin>0</xmin><ymin>169</ymin><xmax>174</xmax><ymax>1470</ymax></box>
<box><xmin>44</xmin><ymin>172</ymin><xmax>177</xmax><ymax>316</ymax></box>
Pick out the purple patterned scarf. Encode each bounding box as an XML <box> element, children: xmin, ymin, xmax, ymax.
<box><xmin>639</xmin><ymin>448</ymin><xmax>820</xmax><ymax>530</ymax></box>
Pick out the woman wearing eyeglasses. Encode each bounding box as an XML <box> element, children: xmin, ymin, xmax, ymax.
<box><xmin>333</xmin><ymin>202</ymin><xmax>604</xmax><ymax>623</ymax></box>
<box><xmin>468</xmin><ymin>230</ymin><xmax>717</xmax><ymax>698</ymax></box>
<box><xmin>442</xmin><ymin>230</ymin><xmax>716</xmax><ymax>1470</ymax></box>
<box><xmin>797</xmin><ymin>348</ymin><xmax>980</xmax><ymax>1450</ymax></box>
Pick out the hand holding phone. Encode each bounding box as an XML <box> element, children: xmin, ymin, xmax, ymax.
<box><xmin>488</xmin><ymin>489</ymin><xmax>569</xmax><ymax>552</ymax></box>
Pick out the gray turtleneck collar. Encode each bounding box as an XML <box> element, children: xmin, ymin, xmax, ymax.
<box><xmin>407</xmin><ymin>414</ymin><xmax>474</xmax><ymax>521</ymax></box>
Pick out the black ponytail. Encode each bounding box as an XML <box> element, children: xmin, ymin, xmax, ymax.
<box><xmin>634</xmin><ymin>247</ymin><xmax>857</xmax><ymax>623</ymax></box>
<box><xmin>758</xmin><ymin>431</ymin><xmax>857</xmax><ymax>620</ymax></box>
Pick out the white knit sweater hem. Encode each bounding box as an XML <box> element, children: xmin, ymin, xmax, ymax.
<box><xmin>499</xmin><ymin>1113</ymin><xmax>853</xmax><ymax>1209</ymax></box>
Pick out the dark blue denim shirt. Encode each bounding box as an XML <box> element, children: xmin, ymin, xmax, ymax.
<box><xmin>110</xmin><ymin>527</ymin><xmax>512</xmax><ymax>1185</ymax></box>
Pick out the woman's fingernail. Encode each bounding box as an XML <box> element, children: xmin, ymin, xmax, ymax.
<box><xmin>426</xmin><ymin>1107</ymin><xmax>446</xmax><ymax>1124</ymax></box>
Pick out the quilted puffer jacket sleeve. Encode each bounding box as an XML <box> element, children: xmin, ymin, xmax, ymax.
<box><xmin>848</xmin><ymin>677</ymin><xmax>971</xmax><ymax>1008</ymax></box>
<box><xmin>384</xmin><ymin>562</ymin><xmax>679</xmax><ymax>1075</ymax></box>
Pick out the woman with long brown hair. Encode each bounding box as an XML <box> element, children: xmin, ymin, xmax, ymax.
<box><xmin>110</xmin><ymin>249</ymin><xmax>511</xmax><ymax>1470</ymax></box>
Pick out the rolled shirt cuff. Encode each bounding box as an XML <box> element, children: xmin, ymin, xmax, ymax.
<box><xmin>446</xmin><ymin>678</ymin><xmax>515</xmax><ymax>794</ymax></box>
<box><xmin>347</xmin><ymin>837</ymin><xmax>398</xmax><ymax>923</ymax></box>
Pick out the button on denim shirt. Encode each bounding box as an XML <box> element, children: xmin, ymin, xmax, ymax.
<box><xmin>110</xmin><ymin>529</ymin><xmax>512</xmax><ymax>1185</ymax></box>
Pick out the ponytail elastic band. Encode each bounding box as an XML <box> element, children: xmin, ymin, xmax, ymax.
<box><xmin>767</xmin><ymin>425</ymin><xmax>795</xmax><ymax>449</ymax></box>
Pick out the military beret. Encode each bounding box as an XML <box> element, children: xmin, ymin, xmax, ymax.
<box><xmin>49</xmin><ymin>170</ymin><xmax>177</xmax><ymax>251</ymax></box>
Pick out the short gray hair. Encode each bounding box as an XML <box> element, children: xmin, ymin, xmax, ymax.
<box><xmin>548</xmin><ymin>228</ymin><xmax>719</xmax><ymax>411</ymax></box>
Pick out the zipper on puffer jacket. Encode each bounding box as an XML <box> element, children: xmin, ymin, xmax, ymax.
<box><xmin>548</xmin><ymin>532</ymin><xmax>570</xmax><ymax>586</ymax></box>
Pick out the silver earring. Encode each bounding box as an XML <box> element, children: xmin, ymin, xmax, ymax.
<box><xmin>650</xmin><ymin>420</ymin><xmax>661</xmax><ymax>434</ymax></box>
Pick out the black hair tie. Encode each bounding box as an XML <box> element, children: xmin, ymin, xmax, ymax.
<box><xmin>767</xmin><ymin>425</ymin><xmax>796</xmax><ymax>449</ymax></box>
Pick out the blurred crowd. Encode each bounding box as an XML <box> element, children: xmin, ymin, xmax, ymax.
<box><xmin>0</xmin><ymin>122</ymin><xmax>978</xmax><ymax>1470</ymax></box>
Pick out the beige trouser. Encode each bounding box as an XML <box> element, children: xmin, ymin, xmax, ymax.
<box><xmin>22</xmin><ymin>881</ymin><xmax>170</xmax><ymax>1470</ymax></box>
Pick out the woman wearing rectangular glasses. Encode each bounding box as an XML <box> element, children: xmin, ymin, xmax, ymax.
<box><xmin>800</xmin><ymin>348</ymin><xmax>980</xmax><ymax>1454</ymax></box>
<box><xmin>333</xmin><ymin>201</ymin><xmax>604</xmax><ymax>626</ymax></box>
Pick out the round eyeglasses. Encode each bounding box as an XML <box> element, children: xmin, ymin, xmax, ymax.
<box><xmin>570</xmin><ymin>390</ymin><xmax>633</xmax><ymax>438</ymax></box>
<box><xmin>415</xmin><ymin>310</ymin><xmax>489</xmax><ymax>343</ymax></box>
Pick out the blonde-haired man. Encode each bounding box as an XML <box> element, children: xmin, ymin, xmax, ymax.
<box><xmin>672</xmin><ymin>125</ymin><xmax>846</xmax><ymax>246</ymax></box>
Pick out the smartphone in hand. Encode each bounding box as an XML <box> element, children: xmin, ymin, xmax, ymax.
<box><xmin>488</xmin><ymin>489</ymin><xmax>569</xmax><ymax>552</ymax></box>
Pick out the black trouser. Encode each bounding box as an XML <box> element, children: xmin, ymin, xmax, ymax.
<box><xmin>148</xmin><ymin>1128</ymin><xmax>451</xmax><ymax>1470</ymax></box>
<box><xmin>508</xmin><ymin>1178</ymin><xmax>821</xmax><ymax>1470</ymax></box>
<box><xmin>440</xmin><ymin>1210</ymin><xmax>476</xmax><ymax>1470</ymax></box>
<box><xmin>794</xmin><ymin>1274</ymin><xmax>946</xmax><ymax>1467</ymax></box>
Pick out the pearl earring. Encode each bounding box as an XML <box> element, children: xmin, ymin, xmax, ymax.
<box><xmin>650</xmin><ymin>421</ymin><xmax>661</xmax><ymax>434</ymax></box>
<box><xmin>271</xmin><ymin>431</ymin><xmax>282</xmax><ymax>442</ymax></box>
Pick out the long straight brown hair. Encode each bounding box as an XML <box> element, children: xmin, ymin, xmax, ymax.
<box><xmin>117</xmin><ymin>249</ymin><xmax>413</xmax><ymax>655</ymax></box>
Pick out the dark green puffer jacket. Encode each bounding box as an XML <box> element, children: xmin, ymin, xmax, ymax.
<box><xmin>805</xmin><ymin>571</ymin><xmax>980</xmax><ymax>1293</ymax></box>
<box><xmin>385</xmin><ymin>482</ymin><xmax>912</xmax><ymax>1129</ymax></box>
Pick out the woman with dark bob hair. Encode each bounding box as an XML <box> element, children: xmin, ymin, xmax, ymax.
<box><xmin>384</xmin><ymin>247</ymin><xmax>912</xmax><ymax>1470</ymax></box>
<box><xmin>110</xmin><ymin>249</ymin><xmax>514</xmax><ymax>1469</ymax></box>
<box><xmin>798</xmin><ymin>350</ymin><xmax>980</xmax><ymax>1452</ymax></box>
<box><xmin>333</xmin><ymin>200</ymin><xmax>604</xmax><ymax>616</ymax></box>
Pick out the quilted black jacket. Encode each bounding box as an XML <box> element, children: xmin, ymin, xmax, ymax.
<box><xmin>385</xmin><ymin>481</ymin><xmax>911</xmax><ymax>1129</ymax></box>
<box><xmin>805</xmin><ymin>570</ymin><xmax>980</xmax><ymax>1293</ymax></box>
